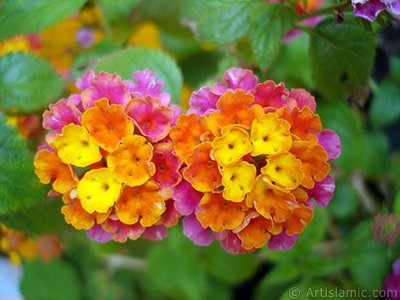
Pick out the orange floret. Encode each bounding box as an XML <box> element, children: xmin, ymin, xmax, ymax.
<box><xmin>183</xmin><ymin>142</ymin><xmax>222</xmax><ymax>192</ymax></box>
<box><xmin>197</xmin><ymin>192</ymin><xmax>248</xmax><ymax>232</ymax></box>
<box><xmin>247</xmin><ymin>175</ymin><xmax>298</xmax><ymax>223</ymax></box>
<box><xmin>81</xmin><ymin>98</ymin><xmax>134</xmax><ymax>152</ymax></box>
<box><xmin>107</xmin><ymin>135</ymin><xmax>156</xmax><ymax>186</ymax></box>
<box><xmin>276</xmin><ymin>106</ymin><xmax>322</xmax><ymax>144</ymax></box>
<box><xmin>250</xmin><ymin>112</ymin><xmax>292</xmax><ymax>156</ymax></box>
<box><xmin>211</xmin><ymin>125</ymin><xmax>253</xmax><ymax>167</ymax></box>
<box><xmin>208</xmin><ymin>90</ymin><xmax>265</xmax><ymax>136</ymax></box>
<box><xmin>170</xmin><ymin>113</ymin><xmax>213</xmax><ymax>164</ymax></box>
<box><xmin>237</xmin><ymin>216</ymin><xmax>274</xmax><ymax>250</ymax></box>
<box><xmin>283</xmin><ymin>203</ymin><xmax>314</xmax><ymax>235</ymax></box>
<box><xmin>61</xmin><ymin>197</ymin><xmax>96</xmax><ymax>230</ymax></box>
<box><xmin>115</xmin><ymin>181</ymin><xmax>165</xmax><ymax>227</ymax></box>
<box><xmin>290</xmin><ymin>140</ymin><xmax>330</xmax><ymax>189</ymax></box>
<box><xmin>34</xmin><ymin>149</ymin><xmax>78</xmax><ymax>193</ymax></box>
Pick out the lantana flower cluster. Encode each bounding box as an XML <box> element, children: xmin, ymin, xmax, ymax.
<box><xmin>34</xmin><ymin>69</ymin><xmax>182</xmax><ymax>243</ymax></box>
<box><xmin>170</xmin><ymin>68</ymin><xmax>341</xmax><ymax>253</ymax></box>
<box><xmin>34</xmin><ymin>67</ymin><xmax>340</xmax><ymax>253</ymax></box>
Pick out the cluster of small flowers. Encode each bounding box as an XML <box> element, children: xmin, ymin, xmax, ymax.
<box><xmin>34</xmin><ymin>69</ymin><xmax>182</xmax><ymax>243</ymax></box>
<box><xmin>34</xmin><ymin>67</ymin><xmax>341</xmax><ymax>253</ymax></box>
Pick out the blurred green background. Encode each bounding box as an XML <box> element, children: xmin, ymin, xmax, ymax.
<box><xmin>1</xmin><ymin>0</ymin><xmax>400</xmax><ymax>299</ymax></box>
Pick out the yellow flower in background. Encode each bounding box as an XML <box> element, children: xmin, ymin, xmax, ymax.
<box><xmin>128</xmin><ymin>21</ymin><xmax>164</xmax><ymax>50</ymax></box>
<box><xmin>0</xmin><ymin>36</ymin><xmax>31</xmax><ymax>55</ymax></box>
<box><xmin>38</xmin><ymin>4</ymin><xmax>105</xmax><ymax>74</ymax></box>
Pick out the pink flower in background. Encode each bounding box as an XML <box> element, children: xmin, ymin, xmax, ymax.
<box><xmin>352</xmin><ymin>0</ymin><xmax>400</xmax><ymax>22</ymax></box>
<box><xmin>383</xmin><ymin>258</ymin><xmax>400</xmax><ymax>300</ymax></box>
<box><xmin>371</xmin><ymin>213</ymin><xmax>400</xmax><ymax>245</ymax></box>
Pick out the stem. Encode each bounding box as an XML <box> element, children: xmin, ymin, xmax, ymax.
<box><xmin>104</xmin><ymin>254</ymin><xmax>147</xmax><ymax>272</ymax></box>
<box><xmin>351</xmin><ymin>170</ymin><xmax>378</xmax><ymax>215</ymax></box>
<box><xmin>297</xmin><ymin>0</ymin><xmax>351</xmax><ymax>21</ymax></box>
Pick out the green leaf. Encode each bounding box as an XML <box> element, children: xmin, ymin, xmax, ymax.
<box><xmin>182</xmin><ymin>0</ymin><xmax>260</xmax><ymax>45</ymax></box>
<box><xmin>0</xmin><ymin>0</ymin><xmax>86</xmax><ymax>41</ymax></box>
<box><xmin>94</xmin><ymin>47</ymin><xmax>183</xmax><ymax>105</ymax></box>
<box><xmin>0</xmin><ymin>113</ymin><xmax>47</xmax><ymax>214</ymax></box>
<box><xmin>72</xmin><ymin>39</ymin><xmax>119</xmax><ymax>79</ymax></box>
<box><xmin>0</xmin><ymin>52</ymin><xmax>64</xmax><ymax>113</ymax></box>
<box><xmin>360</xmin><ymin>131</ymin><xmax>389</xmax><ymax>177</ymax></box>
<box><xmin>268</xmin><ymin>34</ymin><xmax>313</xmax><ymax>90</ymax></box>
<box><xmin>179</xmin><ymin>51</ymin><xmax>223</xmax><ymax>88</ymax></box>
<box><xmin>254</xmin><ymin>261</ymin><xmax>300</xmax><ymax>300</ymax></box>
<box><xmin>205</xmin><ymin>241</ymin><xmax>259</xmax><ymax>285</ymax></box>
<box><xmin>205</xmin><ymin>280</ymin><xmax>232</xmax><ymax>300</ymax></box>
<box><xmin>390</xmin><ymin>55</ymin><xmax>400</xmax><ymax>83</ymax></box>
<box><xmin>350</xmin><ymin>251</ymin><xmax>391</xmax><ymax>291</ymax></box>
<box><xmin>301</xmin><ymin>255</ymin><xmax>346</xmax><ymax>278</ymax></box>
<box><xmin>21</xmin><ymin>259</ymin><xmax>83</xmax><ymax>300</ymax></box>
<box><xmin>370</xmin><ymin>79</ymin><xmax>400</xmax><ymax>128</ymax></box>
<box><xmin>147</xmin><ymin>226</ymin><xmax>208</xmax><ymax>300</ymax></box>
<box><xmin>390</xmin><ymin>153</ymin><xmax>400</xmax><ymax>191</ymax></box>
<box><xmin>394</xmin><ymin>192</ymin><xmax>400</xmax><ymax>221</ymax></box>
<box><xmin>280</xmin><ymin>281</ymin><xmax>347</xmax><ymax>300</ymax></box>
<box><xmin>95</xmin><ymin>0</ymin><xmax>141</xmax><ymax>24</ymax></box>
<box><xmin>327</xmin><ymin>180</ymin><xmax>358</xmax><ymax>220</ymax></box>
<box><xmin>308</xmin><ymin>16</ymin><xmax>376</xmax><ymax>100</ymax></box>
<box><xmin>0</xmin><ymin>198</ymin><xmax>67</xmax><ymax>235</ymax></box>
<box><xmin>317</xmin><ymin>101</ymin><xmax>365</xmax><ymax>174</ymax></box>
<box><xmin>250</xmin><ymin>2</ymin><xmax>296</xmax><ymax>69</ymax></box>
<box><xmin>342</xmin><ymin>220</ymin><xmax>391</xmax><ymax>291</ymax></box>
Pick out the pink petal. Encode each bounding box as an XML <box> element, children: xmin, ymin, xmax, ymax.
<box><xmin>267</xmin><ymin>228</ymin><xmax>299</xmax><ymax>250</ymax></box>
<box><xmin>37</xmin><ymin>144</ymin><xmax>55</xmax><ymax>152</ymax></box>
<box><xmin>352</xmin><ymin>0</ymin><xmax>386</xmax><ymax>22</ymax></box>
<box><xmin>212</xmin><ymin>67</ymin><xmax>258</xmax><ymax>94</ymax></box>
<box><xmin>188</xmin><ymin>86</ymin><xmax>220</xmax><ymax>116</ymax></box>
<box><xmin>102</xmin><ymin>218</ymin><xmax>145</xmax><ymax>242</ymax></box>
<box><xmin>172</xmin><ymin>179</ymin><xmax>203</xmax><ymax>215</ymax></box>
<box><xmin>305</xmin><ymin>175</ymin><xmax>335</xmax><ymax>207</ymax></box>
<box><xmin>152</xmin><ymin>143</ymin><xmax>183</xmax><ymax>199</ymax></box>
<box><xmin>250</xmin><ymin>80</ymin><xmax>293</xmax><ymax>110</ymax></box>
<box><xmin>76</xmin><ymin>70</ymin><xmax>97</xmax><ymax>91</ymax></box>
<box><xmin>220</xmin><ymin>231</ymin><xmax>254</xmax><ymax>254</ymax></box>
<box><xmin>305</xmin><ymin>198</ymin><xmax>316</xmax><ymax>210</ymax></box>
<box><xmin>161</xmin><ymin>200</ymin><xmax>181</xmax><ymax>227</ymax></box>
<box><xmin>125</xmin><ymin>95</ymin><xmax>173</xmax><ymax>142</ymax></box>
<box><xmin>67</xmin><ymin>94</ymin><xmax>84</xmax><ymax>112</ymax></box>
<box><xmin>183</xmin><ymin>214</ymin><xmax>213</xmax><ymax>246</ymax></box>
<box><xmin>124</xmin><ymin>69</ymin><xmax>170</xmax><ymax>106</ymax></box>
<box><xmin>169</xmin><ymin>103</ymin><xmax>182</xmax><ymax>126</ymax></box>
<box><xmin>142</xmin><ymin>225</ymin><xmax>168</xmax><ymax>240</ymax></box>
<box><xmin>43</xmin><ymin>99</ymin><xmax>82</xmax><ymax>134</ymax></box>
<box><xmin>47</xmin><ymin>189</ymin><xmax>62</xmax><ymax>197</ymax></box>
<box><xmin>86</xmin><ymin>223</ymin><xmax>113</xmax><ymax>243</ymax></box>
<box><xmin>288</xmin><ymin>88</ymin><xmax>316</xmax><ymax>111</ymax></box>
<box><xmin>212</xmin><ymin>230</ymin><xmax>229</xmax><ymax>241</ymax></box>
<box><xmin>317</xmin><ymin>129</ymin><xmax>341</xmax><ymax>160</ymax></box>
<box><xmin>81</xmin><ymin>72</ymin><xmax>131</xmax><ymax>109</ymax></box>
